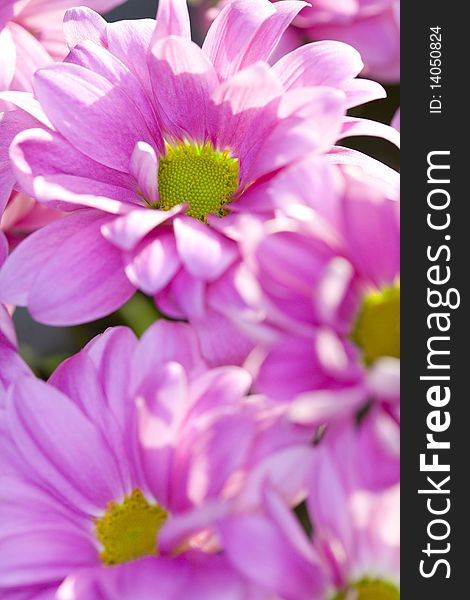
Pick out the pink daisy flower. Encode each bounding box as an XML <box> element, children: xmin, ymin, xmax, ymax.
<box><xmin>0</xmin><ymin>320</ymin><xmax>313</xmax><ymax>598</ymax></box>
<box><xmin>0</xmin><ymin>0</ymin><xmax>125</xmax><ymax>93</ymax></box>
<box><xmin>235</xmin><ymin>159</ymin><xmax>399</xmax><ymax>427</ymax></box>
<box><xmin>0</xmin><ymin>0</ymin><xmax>397</xmax><ymax>358</ymax></box>
<box><xmin>220</xmin><ymin>420</ymin><xmax>399</xmax><ymax>600</ymax></box>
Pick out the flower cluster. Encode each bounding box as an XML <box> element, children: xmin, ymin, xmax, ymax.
<box><xmin>0</xmin><ymin>1</ymin><xmax>400</xmax><ymax>598</ymax></box>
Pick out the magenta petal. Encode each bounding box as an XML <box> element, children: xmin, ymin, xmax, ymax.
<box><xmin>63</xmin><ymin>7</ymin><xmax>107</xmax><ymax>49</ymax></box>
<box><xmin>174</xmin><ymin>217</ymin><xmax>238</xmax><ymax>280</ymax></box>
<box><xmin>124</xmin><ymin>232</ymin><xmax>181</xmax><ymax>295</ymax></box>
<box><xmin>150</xmin><ymin>37</ymin><xmax>218</xmax><ymax>142</ymax></box>
<box><xmin>33</xmin><ymin>63</ymin><xmax>156</xmax><ymax>172</ymax></box>
<box><xmin>27</xmin><ymin>218</ymin><xmax>135</xmax><ymax>325</ymax></box>
<box><xmin>11</xmin><ymin>127</ymin><xmax>134</xmax><ymax>211</ymax></box>
<box><xmin>6</xmin><ymin>376</ymin><xmax>125</xmax><ymax>511</ymax></box>
<box><xmin>0</xmin><ymin>211</ymin><xmax>102</xmax><ymax>306</ymax></box>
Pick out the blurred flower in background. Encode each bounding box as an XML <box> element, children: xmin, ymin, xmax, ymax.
<box><xmin>196</xmin><ymin>0</ymin><xmax>400</xmax><ymax>82</ymax></box>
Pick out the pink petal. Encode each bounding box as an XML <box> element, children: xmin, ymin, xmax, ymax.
<box><xmin>153</xmin><ymin>0</ymin><xmax>191</xmax><ymax>43</ymax></box>
<box><xmin>28</xmin><ymin>220</ymin><xmax>135</xmax><ymax>325</ymax></box>
<box><xmin>106</xmin><ymin>18</ymin><xmax>156</xmax><ymax>97</ymax></box>
<box><xmin>0</xmin><ymin>91</ymin><xmax>53</xmax><ymax>128</ymax></box>
<box><xmin>273</xmin><ymin>40</ymin><xmax>363</xmax><ymax>90</ymax></box>
<box><xmin>7</xmin><ymin>23</ymin><xmax>51</xmax><ymax>92</ymax></box>
<box><xmin>11</xmin><ymin>127</ymin><xmax>134</xmax><ymax>211</ymax></box>
<box><xmin>211</xmin><ymin>63</ymin><xmax>282</xmax><ymax>169</ymax></box>
<box><xmin>33</xmin><ymin>62</ymin><xmax>156</xmax><ymax>172</ymax></box>
<box><xmin>0</xmin><ymin>211</ymin><xmax>103</xmax><ymax>306</ymax></box>
<box><xmin>339</xmin><ymin>116</ymin><xmax>400</xmax><ymax>148</ymax></box>
<box><xmin>124</xmin><ymin>232</ymin><xmax>181</xmax><ymax>295</ymax></box>
<box><xmin>326</xmin><ymin>147</ymin><xmax>400</xmax><ymax>200</ymax></box>
<box><xmin>101</xmin><ymin>206</ymin><xmax>182</xmax><ymax>251</ymax></box>
<box><xmin>63</xmin><ymin>7</ymin><xmax>107</xmax><ymax>49</ymax></box>
<box><xmin>203</xmin><ymin>0</ymin><xmax>307</xmax><ymax>80</ymax></box>
<box><xmin>342</xmin><ymin>78</ymin><xmax>387</xmax><ymax>109</ymax></box>
<box><xmin>65</xmin><ymin>41</ymin><xmax>163</xmax><ymax>150</ymax></box>
<box><xmin>6</xmin><ymin>376</ymin><xmax>126</xmax><ymax>512</ymax></box>
<box><xmin>150</xmin><ymin>36</ymin><xmax>218</xmax><ymax>142</ymax></box>
<box><xmin>220</xmin><ymin>512</ymin><xmax>323</xmax><ymax>600</ymax></box>
<box><xmin>174</xmin><ymin>217</ymin><xmax>238</xmax><ymax>280</ymax></box>
<box><xmin>133</xmin><ymin>320</ymin><xmax>207</xmax><ymax>384</ymax></box>
<box><xmin>130</xmin><ymin>141</ymin><xmax>159</xmax><ymax>204</ymax></box>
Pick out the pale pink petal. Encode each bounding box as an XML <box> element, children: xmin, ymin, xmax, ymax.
<box><xmin>339</xmin><ymin>116</ymin><xmax>400</xmax><ymax>148</ymax></box>
<box><xmin>153</xmin><ymin>0</ymin><xmax>191</xmax><ymax>42</ymax></box>
<box><xmin>124</xmin><ymin>232</ymin><xmax>181</xmax><ymax>295</ymax></box>
<box><xmin>101</xmin><ymin>205</ymin><xmax>182</xmax><ymax>250</ymax></box>
<box><xmin>0</xmin><ymin>91</ymin><xmax>53</xmax><ymax>128</ymax></box>
<box><xmin>63</xmin><ymin>7</ymin><xmax>107</xmax><ymax>49</ymax></box>
<box><xmin>130</xmin><ymin>141</ymin><xmax>159</xmax><ymax>204</ymax></box>
<box><xmin>7</xmin><ymin>23</ymin><xmax>51</xmax><ymax>92</ymax></box>
<box><xmin>174</xmin><ymin>217</ymin><xmax>238</xmax><ymax>281</ymax></box>
<box><xmin>342</xmin><ymin>78</ymin><xmax>387</xmax><ymax>108</ymax></box>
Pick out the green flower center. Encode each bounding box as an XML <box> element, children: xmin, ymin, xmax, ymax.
<box><xmin>332</xmin><ymin>579</ymin><xmax>400</xmax><ymax>600</ymax></box>
<box><xmin>351</xmin><ymin>284</ymin><xmax>400</xmax><ymax>365</ymax></box>
<box><xmin>94</xmin><ymin>488</ymin><xmax>167</xmax><ymax>566</ymax></box>
<box><xmin>157</xmin><ymin>141</ymin><xmax>239</xmax><ymax>222</ymax></box>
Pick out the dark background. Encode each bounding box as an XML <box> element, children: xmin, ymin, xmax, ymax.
<box><xmin>14</xmin><ymin>0</ymin><xmax>399</xmax><ymax>377</ymax></box>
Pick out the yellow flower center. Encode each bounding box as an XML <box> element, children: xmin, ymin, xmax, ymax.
<box><xmin>94</xmin><ymin>488</ymin><xmax>167</xmax><ymax>566</ymax></box>
<box><xmin>157</xmin><ymin>141</ymin><xmax>239</xmax><ymax>222</ymax></box>
<box><xmin>351</xmin><ymin>284</ymin><xmax>400</xmax><ymax>365</ymax></box>
<box><xmin>333</xmin><ymin>579</ymin><xmax>400</xmax><ymax>600</ymax></box>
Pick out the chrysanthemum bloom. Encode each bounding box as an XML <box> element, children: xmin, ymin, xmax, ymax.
<box><xmin>0</xmin><ymin>0</ymin><xmax>397</xmax><ymax>364</ymax></box>
<box><xmin>0</xmin><ymin>320</ymin><xmax>313</xmax><ymax>598</ymax></box>
<box><xmin>221</xmin><ymin>421</ymin><xmax>399</xmax><ymax>600</ymax></box>
<box><xmin>203</xmin><ymin>0</ymin><xmax>400</xmax><ymax>82</ymax></box>
<box><xmin>234</xmin><ymin>160</ymin><xmax>399</xmax><ymax>428</ymax></box>
<box><xmin>0</xmin><ymin>0</ymin><xmax>124</xmax><ymax>93</ymax></box>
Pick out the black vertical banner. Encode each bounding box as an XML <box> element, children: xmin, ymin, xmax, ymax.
<box><xmin>401</xmin><ymin>1</ymin><xmax>469</xmax><ymax>598</ymax></box>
